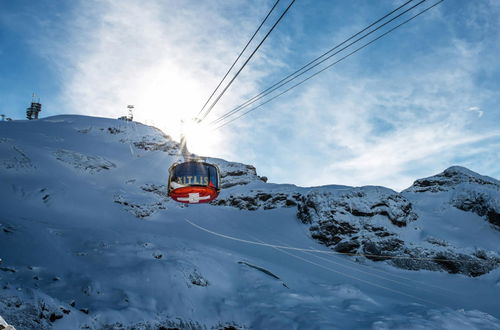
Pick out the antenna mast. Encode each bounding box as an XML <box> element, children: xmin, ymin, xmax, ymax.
<box><xmin>127</xmin><ymin>105</ymin><xmax>134</xmax><ymax>121</ymax></box>
<box><xmin>26</xmin><ymin>93</ymin><xmax>42</xmax><ymax>120</ymax></box>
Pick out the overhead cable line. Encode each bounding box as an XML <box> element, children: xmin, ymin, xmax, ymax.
<box><xmin>199</xmin><ymin>0</ymin><xmax>297</xmax><ymax>122</ymax></box>
<box><xmin>211</xmin><ymin>0</ymin><xmax>432</xmax><ymax>127</ymax></box>
<box><xmin>214</xmin><ymin>0</ymin><xmax>444</xmax><ymax>130</ymax></box>
<box><xmin>210</xmin><ymin>0</ymin><xmax>417</xmax><ymax>125</ymax></box>
<box><xmin>185</xmin><ymin>215</ymin><xmax>482</xmax><ymax>264</ymax></box>
<box><xmin>196</xmin><ymin>0</ymin><xmax>281</xmax><ymax>118</ymax></box>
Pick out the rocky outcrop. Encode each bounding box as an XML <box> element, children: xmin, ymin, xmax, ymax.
<box><xmin>212</xmin><ymin>191</ymin><xmax>300</xmax><ymax>210</ymax></box>
<box><xmin>210</xmin><ymin>159</ymin><xmax>266</xmax><ymax>189</ymax></box>
<box><xmin>405</xmin><ymin>166</ymin><xmax>500</xmax><ymax>228</ymax></box>
<box><xmin>0</xmin><ymin>139</ymin><xmax>33</xmax><ymax>171</ymax></box>
<box><xmin>44</xmin><ymin>117</ymin><xmax>500</xmax><ymax>278</ymax></box>
<box><xmin>297</xmin><ymin>187</ymin><xmax>417</xmax><ymax>227</ymax></box>
<box><xmin>296</xmin><ymin>187</ymin><xmax>416</xmax><ymax>253</ymax></box>
<box><xmin>0</xmin><ymin>296</ymin><xmax>64</xmax><ymax>329</ymax></box>
<box><xmin>406</xmin><ymin>166</ymin><xmax>499</xmax><ymax>193</ymax></box>
<box><xmin>296</xmin><ymin>186</ymin><xmax>500</xmax><ymax>277</ymax></box>
<box><xmin>53</xmin><ymin>149</ymin><xmax>116</xmax><ymax>174</ymax></box>
<box><xmin>452</xmin><ymin>191</ymin><xmax>500</xmax><ymax>228</ymax></box>
<box><xmin>131</xmin><ymin>133</ymin><xmax>181</xmax><ymax>156</ymax></box>
<box><xmin>203</xmin><ymin>165</ymin><xmax>500</xmax><ymax>277</ymax></box>
<box><xmin>114</xmin><ymin>184</ymin><xmax>169</xmax><ymax>218</ymax></box>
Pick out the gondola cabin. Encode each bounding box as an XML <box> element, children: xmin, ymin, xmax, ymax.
<box><xmin>168</xmin><ymin>161</ymin><xmax>221</xmax><ymax>204</ymax></box>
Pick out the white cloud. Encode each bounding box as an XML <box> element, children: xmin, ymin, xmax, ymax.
<box><xmin>27</xmin><ymin>0</ymin><xmax>500</xmax><ymax>190</ymax></box>
<box><xmin>36</xmin><ymin>0</ymin><xmax>287</xmax><ymax>156</ymax></box>
<box><xmin>467</xmin><ymin>106</ymin><xmax>483</xmax><ymax>118</ymax></box>
<box><xmin>228</xmin><ymin>22</ymin><xmax>500</xmax><ymax>190</ymax></box>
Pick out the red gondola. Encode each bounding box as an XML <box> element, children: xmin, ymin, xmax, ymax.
<box><xmin>167</xmin><ymin>161</ymin><xmax>221</xmax><ymax>204</ymax></box>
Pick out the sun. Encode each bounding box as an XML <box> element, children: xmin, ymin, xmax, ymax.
<box><xmin>182</xmin><ymin>118</ymin><xmax>219</xmax><ymax>157</ymax></box>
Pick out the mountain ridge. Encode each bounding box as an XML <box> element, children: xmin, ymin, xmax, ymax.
<box><xmin>1</xmin><ymin>115</ymin><xmax>499</xmax><ymax>329</ymax></box>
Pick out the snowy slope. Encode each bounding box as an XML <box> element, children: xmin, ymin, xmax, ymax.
<box><xmin>1</xmin><ymin>115</ymin><xmax>500</xmax><ymax>329</ymax></box>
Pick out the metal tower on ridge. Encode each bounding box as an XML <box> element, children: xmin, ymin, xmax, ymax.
<box><xmin>26</xmin><ymin>93</ymin><xmax>42</xmax><ymax>120</ymax></box>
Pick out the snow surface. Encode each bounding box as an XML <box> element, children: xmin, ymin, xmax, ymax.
<box><xmin>0</xmin><ymin>115</ymin><xmax>499</xmax><ymax>329</ymax></box>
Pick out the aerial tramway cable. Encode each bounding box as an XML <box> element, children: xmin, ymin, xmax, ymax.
<box><xmin>265</xmin><ymin>236</ymin><xmax>451</xmax><ymax>296</ymax></box>
<box><xmin>184</xmin><ymin>216</ymin><xmax>483</xmax><ymax>264</ymax></box>
<box><xmin>211</xmin><ymin>0</ymin><xmax>439</xmax><ymax>128</ymax></box>
<box><xmin>263</xmin><ymin>238</ymin><xmax>444</xmax><ymax>307</ymax></box>
<box><xmin>168</xmin><ymin>1</ymin><xmax>443</xmax><ymax>204</ymax></box>
<box><xmin>196</xmin><ymin>0</ymin><xmax>281</xmax><ymax>119</ymax></box>
<box><xmin>183</xmin><ymin>218</ymin><xmax>468</xmax><ymax>308</ymax></box>
<box><xmin>198</xmin><ymin>0</ymin><xmax>297</xmax><ymax>122</ymax></box>
<box><xmin>212</xmin><ymin>0</ymin><xmax>444</xmax><ymax>129</ymax></box>
<box><xmin>168</xmin><ymin>0</ymin><xmax>288</xmax><ymax>204</ymax></box>
<box><xmin>209</xmin><ymin>0</ymin><xmax>417</xmax><ymax>126</ymax></box>
<box><xmin>247</xmin><ymin>234</ymin><xmax>446</xmax><ymax>308</ymax></box>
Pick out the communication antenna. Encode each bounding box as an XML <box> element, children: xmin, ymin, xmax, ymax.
<box><xmin>26</xmin><ymin>93</ymin><xmax>42</xmax><ymax>120</ymax></box>
<box><xmin>127</xmin><ymin>105</ymin><xmax>134</xmax><ymax>121</ymax></box>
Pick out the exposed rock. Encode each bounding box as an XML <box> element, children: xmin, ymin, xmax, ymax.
<box><xmin>0</xmin><ymin>297</ymin><xmax>59</xmax><ymax>329</ymax></box>
<box><xmin>334</xmin><ymin>240</ymin><xmax>360</xmax><ymax>254</ymax></box>
<box><xmin>425</xmin><ymin>237</ymin><xmax>448</xmax><ymax>247</ymax></box>
<box><xmin>405</xmin><ymin>166</ymin><xmax>500</xmax><ymax>229</ymax></box>
<box><xmin>54</xmin><ymin>149</ymin><xmax>116</xmax><ymax>174</ymax></box>
<box><xmin>152</xmin><ymin>251</ymin><xmax>163</xmax><ymax>259</ymax></box>
<box><xmin>128</xmin><ymin>129</ymin><xmax>181</xmax><ymax>156</ymax></box>
<box><xmin>452</xmin><ymin>191</ymin><xmax>500</xmax><ymax>228</ymax></box>
<box><xmin>210</xmin><ymin>160</ymin><xmax>263</xmax><ymax>189</ymax></box>
<box><xmin>212</xmin><ymin>192</ymin><xmax>300</xmax><ymax>210</ymax></box>
<box><xmin>432</xmin><ymin>252</ymin><xmax>500</xmax><ymax>277</ymax></box>
<box><xmin>107</xmin><ymin>127</ymin><xmax>123</xmax><ymax>135</ymax></box>
<box><xmin>114</xmin><ymin>196</ymin><xmax>166</xmax><ymax>218</ymax></box>
<box><xmin>0</xmin><ymin>142</ymin><xmax>34</xmax><ymax>171</ymax></box>
<box><xmin>0</xmin><ymin>268</ymin><xmax>16</xmax><ymax>274</ymax></box>
<box><xmin>1</xmin><ymin>223</ymin><xmax>15</xmax><ymax>234</ymax></box>
<box><xmin>188</xmin><ymin>271</ymin><xmax>209</xmax><ymax>287</ymax></box>
<box><xmin>296</xmin><ymin>188</ymin><xmax>417</xmax><ymax>228</ymax></box>
<box><xmin>296</xmin><ymin>188</ymin><xmax>414</xmax><ymax>254</ymax></box>
<box><xmin>406</xmin><ymin>166</ymin><xmax>499</xmax><ymax>193</ymax></box>
<box><xmin>98</xmin><ymin>318</ymin><xmax>224</xmax><ymax>330</ymax></box>
<box><xmin>133</xmin><ymin>140</ymin><xmax>180</xmax><ymax>156</ymax></box>
<box><xmin>296</xmin><ymin>186</ymin><xmax>500</xmax><ymax>277</ymax></box>
<box><xmin>140</xmin><ymin>184</ymin><xmax>167</xmax><ymax>197</ymax></box>
<box><xmin>362</xmin><ymin>239</ymin><xmax>404</xmax><ymax>261</ymax></box>
<box><xmin>114</xmin><ymin>185</ymin><xmax>169</xmax><ymax>218</ymax></box>
<box><xmin>49</xmin><ymin>312</ymin><xmax>63</xmax><ymax>322</ymax></box>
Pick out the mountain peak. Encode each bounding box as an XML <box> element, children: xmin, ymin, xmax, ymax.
<box><xmin>442</xmin><ymin>165</ymin><xmax>495</xmax><ymax>180</ymax></box>
<box><xmin>2</xmin><ymin>114</ymin><xmax>500</xmax><ymax>328</ymax></box>
<box><xmin>404</xmin><ymin>166</ymin><xmax>499</xmax><ymax>193</ymax></box>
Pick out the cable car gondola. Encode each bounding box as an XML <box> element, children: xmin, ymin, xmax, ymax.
<box><xmin>167</xmin><ymin>160</ymin><xmax>221</xmax><ymax>204</ymax></box>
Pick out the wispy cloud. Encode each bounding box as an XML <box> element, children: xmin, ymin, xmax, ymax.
<box><xmin>224</xmin><ymin>2</ymin><xmax>500</xmax><ymax>190</ymax></box>
<box><xmin>35</xmin><ymin>0</ymin><xmax>286</xmax><ymax>153</ymax></box>
<box><xmin>467</xmin><ymin>106</ymin><xmax>483</xmax><ymax>118</ymax></box>
<box><xmin>25</xmin><ymin>0</ymin><xmax>500</xmax><ymax>190</ymax></box>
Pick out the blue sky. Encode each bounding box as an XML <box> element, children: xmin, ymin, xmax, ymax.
<box><xmin>1</xmin><ymin>0</ymin><xmax>499</xmax><ymax>190</ymax></box>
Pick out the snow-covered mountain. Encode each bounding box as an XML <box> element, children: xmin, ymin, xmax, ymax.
<box><xmin>1</xmin><ymin>115</ymin><xmax>499</xmax><ymax>329</ymax></box>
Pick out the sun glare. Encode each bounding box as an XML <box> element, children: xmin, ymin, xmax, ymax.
<box><xmin>182</xmin><ymin>119</ymin><xmax>219</xmax><ymax>157</ymax></box>
<box><xmin>116</xmin><ymin>57</ymin><xmax>233</xmax><ymax>160</ymax></box>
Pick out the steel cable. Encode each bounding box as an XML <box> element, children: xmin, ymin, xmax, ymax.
<box><xmin>210</xmin><ymin>0</ymin><xmax>418</xmax><ymax>125</ymax></box>
<box><xmin>214</xmin><ymin>0</ymin><xmax>444</xmax><ymax>130</ymax></box>
<box><xmin>199</xmin><ymin>0</ymin><xmax>297</xmax><ymax>121</ymax></box>
<box><xmin>196</xmin><ymin>0</ymin><xmax>281</xmax><ymax>118</ymax></box>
